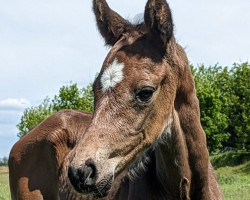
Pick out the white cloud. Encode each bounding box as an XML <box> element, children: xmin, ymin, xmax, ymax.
<box><xmin>0</xmin><ymin>98</ymin><xmax>30</xmax><ymax>110</ymax></box>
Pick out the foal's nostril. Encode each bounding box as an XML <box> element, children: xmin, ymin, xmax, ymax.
<box><xmin>84</xmin><ymin>160</ymin><xmax>97</xmax><ymax>186</ymax></box>
<box><xmin>68</xmin><ymin>161</ymin><xmax>97</xmax><ymax>193</ymax></box>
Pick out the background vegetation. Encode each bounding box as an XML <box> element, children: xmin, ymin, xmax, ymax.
<box><xmin>16</xmin><ymin>83</ymin><xmax>94</xmax><ymax>138</ymax></box>
<box><xmin>211</xmin><ymin>152</ymin><xmax>250</xmax><ymax>200</ymax></box>
<box><xmin>0</xmin><ymin>158</ymin><xmax>8</xmax><ymax>167</ymax></box>
<box><xmin>16</xmin><ymin>62</ymin><xmax>250</xmax><ymax>153</ymax></box>
<box><xmin>191</xmin><ymin>62</ymin><xmax>250</xmax><ymax>152</ymax></box>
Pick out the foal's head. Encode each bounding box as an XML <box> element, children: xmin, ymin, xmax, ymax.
<box><xmin>68</xmin><ymin>0</ymin><xmax>188</xmax><ymax>198</ymax></box>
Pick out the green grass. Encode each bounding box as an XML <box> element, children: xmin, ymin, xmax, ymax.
<box><xmin>215</xmin><ymin>161</ymin><xmax>250</xmax><ymax>200</ymax></box>
<box><xmin>1</xmin><ymin>152</ymin><xmax>250</xmax><ymax>200</ymax></box>
<box><xmin>0</xmin><ymin>167</ymin><xmax>10</xmax><ymax>200</ymax></box>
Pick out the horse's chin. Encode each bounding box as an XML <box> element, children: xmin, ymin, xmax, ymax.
<box><xmin>94</xmin><ymin>175</ymin><xmax>113</xmax><ymax>198</ymax></box>
<box><xmin>76</xmin><ymin>175</ymin><xmax>113</xmax><ymax>199</ymax></box>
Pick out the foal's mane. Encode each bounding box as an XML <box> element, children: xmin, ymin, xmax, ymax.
<box><xmin>127</xmin><ymin>148</ymin><xmax>153</xmax><ymax>180</ymax></box>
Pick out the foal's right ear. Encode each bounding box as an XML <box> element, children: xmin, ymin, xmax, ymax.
<box><xmin>144</xmin><ymin>0</ymin><xmax>173</xmax><ymax>46</ymax></box>
<box><xmin>93</xmin><ymin>0</ymin><xmax>132</xmax><ymax>46</ymax></box>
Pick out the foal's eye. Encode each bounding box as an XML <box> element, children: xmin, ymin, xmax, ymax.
<box><xmin>136</xmin><ymin>87</ymin><xmax>156</xmax><ymax>103</ymax></box>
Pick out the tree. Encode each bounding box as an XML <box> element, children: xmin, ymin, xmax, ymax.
<box><xmin>17</xmin><ymin>97</ymin><xmax>54</xmax><ymax>138</ymax></box>
<box><xmin>191</xmin><ymin>64</ymin><xmax>230</xmax><ymax>152</ymax></box>
<box><xmin>191</xmin><ymin>62</ymin><xmax>250</xmax><ymax>152</ymax></box>
<box><xmin>0</xmin><ymin>157</ymin><xmax>8</xmax><ymax>166</ymax></box>
<box><xmin>228</xmin><ymin>63</ymin><xmax>250</xmax><ymax>150</ymax></box>
<box><xmin>52</xmin><ymin>83</ymin><xmax>94</xmax><ymax>112</ymax></box>
<box><xmin>17</xmin><ymin>83</ymin><xmax>94</xmax><ymax>138</ymax></box>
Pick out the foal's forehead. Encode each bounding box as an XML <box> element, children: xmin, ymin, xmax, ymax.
<box><xmin>100</xmin><ymin>58</ymin><xmax>125</xmax><ymax>92</ymax></box>
<box><xmin>99</xmin><ymin>50</ymin><xmax>166</xmax><ymax>92</ymax></box>
<box><xmin>103</xmin><ymin>51</ymin><xmax>157</xmax><ymax>78</ymax></box>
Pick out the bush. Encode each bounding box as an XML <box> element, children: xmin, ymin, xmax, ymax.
<box><xmin>17</xmin><ymin>83</ymin><xmax>94</xmax><ymax>138</ymax></box>
<box><xmin>0</xmin><ymin>157</ymin><xmax>8</xmax><ymax>166</ymax></box>
<box><xmin>210</xmin><ymin>151</ymin><xmax>250</xmax><ymax>169</ymax></box>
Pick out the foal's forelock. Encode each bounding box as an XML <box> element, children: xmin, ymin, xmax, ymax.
<box><xmin>99</xmin><ymin>33</ymin><xmax>141</xmax><ymax>72</ymax></box>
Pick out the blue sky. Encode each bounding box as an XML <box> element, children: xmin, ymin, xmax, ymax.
<box><xmin>0</xmin><ymin>0</ymin><xmax>250</xmax><ymax>157</ymax></box>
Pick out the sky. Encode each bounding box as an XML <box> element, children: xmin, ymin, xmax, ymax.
<box><xmin>0</xmin><ymin>0</ymin><xmax>250</xmax><ymax>157</ymax></box>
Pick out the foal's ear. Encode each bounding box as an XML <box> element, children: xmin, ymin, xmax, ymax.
<box><xmin>93</xmin><ymin>0</ymin><xmax>132</xmax><ymax>46</ymax></box>
<box><xmin>144</xmin><ymin>0</ymin><xmax>173</xmax><ymax>46</ymax></box>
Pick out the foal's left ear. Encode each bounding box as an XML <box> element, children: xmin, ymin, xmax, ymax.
<box><xmin>93</xmin><ymin>0</ymin><xmax>132</xmax><ymax>46</ymax></box>
<box><xmin>144</xmin><ymin>0</ymin><xmax>173</xmax><ymax>46</ymax></box>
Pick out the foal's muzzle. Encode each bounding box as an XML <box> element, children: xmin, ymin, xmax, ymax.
<box><xmin>68</xmin><ymin>160</ymin><xmax>113</xmax><ymax>198</ymax></box>
<box><xmin>68</xmin><ymin>161</ymin><xmax>97</xmax><ymax>194</ymax></box>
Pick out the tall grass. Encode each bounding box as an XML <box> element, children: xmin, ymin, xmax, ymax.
<box><xmin>0</xmin><ymin>167</ymin><xmax>10</xmax><ymax>200</ymax></box>
<box><xmin>215</xmin><ymin>161</ymin><xmax>250</xmax><ymax>200</ymax></box>
<box><xmin>211</xmin><ymin>151</ymin><xmax>250</xmax><ymax>200</ymax></box>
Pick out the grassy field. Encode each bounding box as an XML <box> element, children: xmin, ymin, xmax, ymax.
<box><xmin>215</xmin><ymin>161</ymin><xmax>250</xmax><ymax>200</ymax></box>
<box><xmin>0</xmin><ymin>167</ymin><xmax>10</xmax><ymax>200</ymax></box>
<box><xmin>211</xmin><ymin>152</ymin><xmax>250</xmax><ymax>200</ymax></box>
<box><xmin>0</xmin><ymin>152</ymin><xmax>249</xmax><ymax>200</ymax></box>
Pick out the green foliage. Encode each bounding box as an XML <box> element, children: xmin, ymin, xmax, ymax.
<box><xmin>192</xmin><ymin>64</ymin><xmax>230</xmax><ymax>152</ymax></box>
<box><xmin>228</xmin><ymin>63</ymin><xmax>250</xmax><ymax>150</ymax></box>
<box><xmin>52</xmin><ymin>83</ymin><xmax>94</xmax><ymax>112</ymax></box>
<box><xmin>17</xmin><ymin>97</ymin><xmax>54</xmax><ymax>138</ymax></box>
<box><xmin>17</xmin><ymin>83</ymin><xmax>94</xmax><ymax>138</ymax></box>
<box><xmin>192</xmin><ymin>62</ymin><xmax>250</xmax><ymax>152</ymax></box>
<box><xmin>210</xmin><ymin>151</ymin><xmax>250</xmax><ymax>169</ymax></box>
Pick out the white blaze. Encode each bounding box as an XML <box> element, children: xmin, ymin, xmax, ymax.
<box><xmin>101</xmin><ymin>59</ymin><xmax>124</xmax><ymax>92</ymax></box>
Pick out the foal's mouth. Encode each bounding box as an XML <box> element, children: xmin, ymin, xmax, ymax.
<box><xmin>92</xmin><ymin>175</ymin><xmax>113</xmax><ymax>198</ymax></box>
<box><xmin>76</xmin><ymin>175</ymin><xmax>113</xmax><ymax>198</ymax></box>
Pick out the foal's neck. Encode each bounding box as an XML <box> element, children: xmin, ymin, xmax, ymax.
<box><xmin>154</xmin><ymin>111</ymin><xmax>191</xmax><ymax>199</ymax></box>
